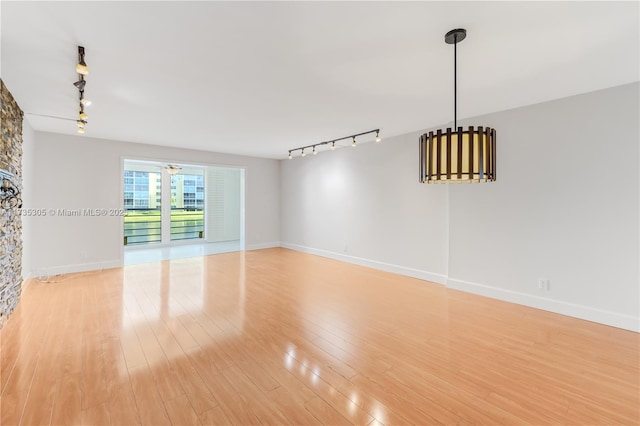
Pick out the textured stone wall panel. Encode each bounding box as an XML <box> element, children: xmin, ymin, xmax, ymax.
<box><xmin>0</xmin><ymin>79</ymin><xmax>24</xmax><ymax>329</ymax></box>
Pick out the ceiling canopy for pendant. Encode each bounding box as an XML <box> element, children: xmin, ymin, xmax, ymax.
<box><xmin>419</xmin><ymin>29</ymin><xmax>496</xmax><ymax>184</ymax></box>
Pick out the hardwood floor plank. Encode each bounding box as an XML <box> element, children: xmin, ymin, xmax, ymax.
<box><xmin>80</xmin><ymin>401</ymin><xmax>111</xmax><ymax>426</ymax></box>
<box><xmin>304</xmin><ymin>396</ymin><xmax>352</xmax><ymax>425</ymax></box>
<box><xmin>219</xmin><ymin>365</ymin><xmax>292</xmax><ymax>425</ymax></box>
<box><xmin>128</xmin><ymin>366</ymin><xmax>172</xmax><ymax>426</ymax></box>
<box><xmin>108</xmin><ymin>382</ymin><xmax>142</xmax><ymax>426</ymax></box>
<box><xmin>164</xmin><ymin>394</ymin><xmax>202</xmax><ymax>426</ymax></box>
<box><xmin>201</xmin><ymin>370</ymin><xmax>261</xmax><ymax>425</ymax></box>
<box><xmin>199</xmin><ymin>406</ymin><xmax>230</xmax><ymax>426</ymax></box>
<box><xmin>0</xmin><ymin>390</ymin><xmax>29</xmax><ymax>426</ymax></box>
<box><xmin>268</xmin><ymin>386</ymin><xmax>322</xmax><ymax>425</ymax></box>
<box><xmin>50</xmin><ymin>372</ymin><xmax>82</xmax><ymax>426</ymax></box>
<box><xmin>170</xmin><ymin>357</ymin><xmax>219</xmax><ymax>414</ymax></box>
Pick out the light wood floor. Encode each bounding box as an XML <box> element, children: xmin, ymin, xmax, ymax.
<box><xmin>1</xmin><ymin>248</ymin><xmax>638</xmax><ymax>425</ymax></box>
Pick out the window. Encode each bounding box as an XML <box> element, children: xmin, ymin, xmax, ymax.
<box><xmin>123</xmin><ymin>168</ymin><xmax>162</xmax><ymax>245</ymax></box>
<box><xmin>170</xmin><ymin>173</ymin><xmax>204</xmax><ymax>241</ymax></box>
<box><xmin>124</xmin><ymin>162</ymin><xmax>207</xmax><ymax>246</ymax></box>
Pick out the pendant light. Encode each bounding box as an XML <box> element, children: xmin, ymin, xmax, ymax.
<box><xmin>419</xmin><ymin>29</ymin><xmax>496</xmax><ymax>184</ymax></box>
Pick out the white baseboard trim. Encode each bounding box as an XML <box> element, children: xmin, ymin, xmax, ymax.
<box><xmin>34</xmin><ymin>260</ymin><xmax>123</xmax><ymax>279</ymax></box>
<box><xmin>281</xmin><ymin>242</ymin><xmax>448</xmax><ymax>285</ymax></box>
<box><xmin>447</xmin><ymin>277</ymin><xmax>639</xmax><ymax>332</ymax></box>
<box><xmin>246</xmin><ymin>242</ymin><xmax>281</xmax><ymax>251</ymax></box>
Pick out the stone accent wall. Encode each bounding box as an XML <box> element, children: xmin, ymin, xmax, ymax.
<box><xmin>0</xmin><ymin>80</ymin><xmax>24</xmax><ymax>329</ymax></box>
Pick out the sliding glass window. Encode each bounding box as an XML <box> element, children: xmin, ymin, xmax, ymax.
<box><xmin>170</xmin><ymin>173</ymin><xmax>204</xmax><ymax>241</ymax></box>
<box><xmin>123</xmin><ymin>168</ymin><xmax>162</xmax><ymax>245</ymax></box>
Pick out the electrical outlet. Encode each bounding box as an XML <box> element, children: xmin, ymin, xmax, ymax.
<box><xmin>538</xmin><ymin>278</ymin><xmax>550</xmax><ymax>291</ymax></box>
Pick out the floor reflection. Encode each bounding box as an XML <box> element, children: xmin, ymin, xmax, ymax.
<box><xmin>119</xmin><ymin>251</ymin><xmax>246</xmax><ymax>375</ymax></box>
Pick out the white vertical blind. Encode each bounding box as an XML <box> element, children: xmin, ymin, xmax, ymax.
<box><xmin>205</xmin><ymin>167</ymin><xmax>241</xmax><ymax>242</ymax></box>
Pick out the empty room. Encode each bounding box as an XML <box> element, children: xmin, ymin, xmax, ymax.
<box><xmin>0</xmin><ymin>1</ymin><xmax>638</xmax><ymax>425</ymax></box>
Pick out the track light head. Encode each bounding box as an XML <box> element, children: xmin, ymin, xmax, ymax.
<box><xmin>76</xmin><ymin>46</ymin><xmax>89</xmax><ymax>75</ymax></box>
<box><xmin>80</xmin><ymin>98</ymin><xmax>92</xmax><ymax>107</ymax></box>
<box><xmin>313</xmin><ymin>146</ymin><xmax>317</xmax><ymax>155</ymax></box>
<box><xmin>79</xmin><ymin>111</ymin><xmax>88</xmax><ymax>120</ymax></box>
<box><xmin>301</xmin><ymin>149</ymin><xmax>306</xmax><ymax>157</ymax></box>
<box><xmin>331</xmin><ymin>142</ymin><xmax>335</xmax><ymax>151</ymax></box>
<box><xmin>352</xmin><ymin>137</ymin><xmax>357</xmax><ymax>147</ymax></box>
<box><xmin>375</xmin><ymin>131</ymin><xmax>381</xmax><ymax>142</ymax></box>
<box><xmin>73</xmin><ymin>80</ymin><xmax>86</xmax><ymax>91</ymax></box>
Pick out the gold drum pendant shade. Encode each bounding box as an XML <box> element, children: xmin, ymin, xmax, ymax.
<box><xmin>419</xmin><ymin>126</ymin><xmax>496</xmax><ymax>183</ymax></box>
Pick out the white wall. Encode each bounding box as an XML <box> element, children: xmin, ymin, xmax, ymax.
<box><xmin>28</xmin><ymin>133</ymin><xmax>280</xmax><ymax>275</ymax></box>
<box><xmin>21</xmin><ymin>118</ymin><xmax>35</xmax><ymax>279</ymax></box>
<box><xmin>280</xmin><ymin>130</ymin><xmax>450</xmax><ymax>284</ymax></box>
<box><xmin>448</xmin><ymin>82</ymin><xmax>639</xmax><ymax>331</ymax></box>
<box><xmin>280</xmin><ymin>82</ymin><xmax>639</xmax><ymax>331</ymax></box>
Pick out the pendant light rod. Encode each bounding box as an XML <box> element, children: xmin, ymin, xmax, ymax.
<box><xmin>454</xmin><ymin>37</ymin><xmax>457</xmax><ymax>129</ymax></box>
<box><xmin>445</xmin><ymin>28</ymin><xmax>466</xmax><ymax>129</ymax></box>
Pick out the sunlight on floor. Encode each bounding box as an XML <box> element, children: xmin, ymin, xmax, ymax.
<box><xmin>124</xmin><ymin>240</ymin><xmax>241</xmax><ymax>265</ymax></box>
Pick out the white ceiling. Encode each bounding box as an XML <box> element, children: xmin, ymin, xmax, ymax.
<box><xmin>1</xmin><ymin>1</ymin><xmax>638</xmax><ymax>159</ymax></box>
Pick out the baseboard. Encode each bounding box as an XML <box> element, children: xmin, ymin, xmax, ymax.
<box><xmin>280</xmin><ymin>242</ymin><xmax>448</xmax><ymax>285</ymax></box>
<box><xmin>34</xmin><ymin>260</ymin><xmax>123</xmax><ymax>278</ymax></box>
<box><xmin>447</xmin><ymin>277</ymin><xmax>640</xmax><ymax>332</ymax></box>
<box><xmin>246</xmin><ymin>242</ymin><xmax>281</xmax><ymax>251</ymax></box>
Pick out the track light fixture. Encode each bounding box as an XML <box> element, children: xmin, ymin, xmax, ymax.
<box><xmin>76</xmin><ymin>46</ymin><xmax>89</xmax><ymax>75</ymax></box>
<box><xmin>73</xmin><ymin>46</ymin><xmax>91</xmax><ymax>134</ymax></box>
<box><xmin>287</xmin><ymin>129</ymin><xmax>381</xmax><ymax>159</ymax></box>
<box><xmin>418</xmin><ymin>29</ymin><xmax>496</xmax><ymax>184</ymax></box>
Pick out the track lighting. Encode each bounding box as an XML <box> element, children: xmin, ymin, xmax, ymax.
<box><xmin>73</xmin><ymin>46</ymin><xmax>91</xmax><ymax>135</ymax></box>
<box><xmin>76</xmin><ymin>46</ymin><xmax>89</xmax><ymax>75</ymax></box>
<box><xmin>287</xmin><ymin>129</ymin><xmax>380</xmax><ymax>159</ymax></box>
